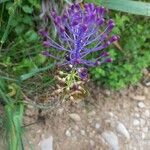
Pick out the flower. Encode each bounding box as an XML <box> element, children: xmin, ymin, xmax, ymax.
<box><xmin>39</xmin><ymin>3</ymin><xmax>119</xmax><ymax>79</ymax></box>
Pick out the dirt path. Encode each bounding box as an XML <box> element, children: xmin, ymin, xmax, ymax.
<box><xmin>23</xmin><ymin>82</ymin><xmax>150</xmax><ymax>150</ymax></box>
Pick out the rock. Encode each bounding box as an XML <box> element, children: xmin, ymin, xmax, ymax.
<box><xmin>39</xmin><ymin>136</ymin><xmax>53</xmax><ymax>150</ymax></box>
<box><xmin>80</xmin><ymin>130</ymin><xmax>85</xmax><ymax>136</ymax></box>
<box><xmin>131</xmin><ymin>95</ymin><xmax>146</xmax><ymax>101</ymax></box>
<box><xmin>144</xmin><ymin>87</ymin><xmax>149</xmax><ymax>94</ymax></box>
<box><xmin>88</xmin><ymin>111</ymin><xmax>96</xmax><ymax>116</ymax></box>
<box><xmin>90</xmin><ymin>140</ymin><xmax>95</xmax><ymax>146</ymax></box>
<box><xmin>138</xmin><ymin>102</ymin><xmax>145</xmax><ymax>108</ymax></box>
<box><xmin>144</xmin><ymin>81</ymin><xmax>150</xmax><ymax>87</ymax></box>
<box><xmin>143</xmin><ymin>110</ymin><xmax>150</xmax><ymax>118</ymax></box>
<box><xmin>140</xmin><ymin>118</ymin><xmax>146</xmax><ymax>126</ymax></box>
<box><xmin>95</xmin><ymin>123</ymin><xmax>101</xmax><ymax>129</ymax></box>
<box><xmin>133</xmin><ymin>119</ymin><xmax>140</xmax><ymax>126</ymax></box>
<box><xmin>104</xmin><ymin>89</ymin><xmax>111</xmax><ymax>96</ymax></box>
<box><xmin>116</xmin><ymin>122</ymin><xmax>130</xmax><ymax>140</ymax></box>
<box><xmin>69</xmin><ymin>113</ymin><xmax>81</xmax><ymax>122</ymax></box>
<box><xmin>134</xmin><ymin>113</ymin><xmax>140</xmax><ymax>118</ymax></box>
<box><xmin>142</xmin><ymin>127</ymin><xmax>148</xmax><ymax>133</ymax></box>
<box><xmin>142</xmin><ymin>133</ymin><xmax>145</xmax><ymax>139</ymax></box>
<box><xmin>65</xmin><ymin>130</ymin><xmax>71</xmax><ymax>137</ymax></box>
<box><xmin>57</xmin><ymin>108</ymin><xmax>64</xmax><ymax>115</ymax></box>
<box><xmin>102</xmin><ymin>131</ymin><xmax>119</xmax><ymax>150</ymax></box>
<box><xmin>74</xmin><ymin>125</ymin><xmax>79</xmax><ymax>131</ymax></box>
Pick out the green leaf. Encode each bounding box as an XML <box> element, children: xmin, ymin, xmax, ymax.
<box><xmin>22</xmin><ymin>5</ymin><xmax>33</xmax><ymax>14</ymax></box>
<box><xmin>100</xmin><ymin>0</ymin><xmax>150</xmax><ymax>16</ymax></box>
<box><xmin>0</xmin><ymin>0</ymin><xmax>9</xmax><ymax>4</ymax></box>
<box><xmin>85</xmin><ymin>0</ymin><xmax>150</xmax><ymax>16</ymax></box>
<box><xmin>20</xmin><ymin>64</ymin><xmax>54</xmax><ymax>81</ymax></box>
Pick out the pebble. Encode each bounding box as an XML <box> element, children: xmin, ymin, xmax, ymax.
<box><xmin>142</xmin><ymin>127</ymin><xmax>148</xmax><ymax>133</ymax></box>
<box><xmin>131</xmin><ymin>95</ymin><xmax>146</xmax><ymax>101</ymax></box>
<box><xmin>69</xmin><ymin>113</ymin><xmax>81</xmax><ymax>122</ymax></box>
<box><xmin>116</xmin><ymin>122</ymin><xmax>130</xmax><ymax>140</ymax></box>
<box><xmin>143</xmin><ymin>110</ymin><xmax>150</xmax><ymax>118</ymax></box>
<box><xmin>39</xmin><ymin>136</ymin><xmax>53</xmax><ymax>150</ymax></box>
<box><xmin>134</xmin><ymin>113</ymin><xmax>140</xmax><ymax>118</ymax></box>
<box><xmin>140</xmin><ymin>118</ymin><xmax>146</xmax><ymax>126</ymax></box>
<box><xmin>88</xmin><ymin>111</ymin><xmax>96</xmax><ymax>116</ymax></box>
<box><xmin>90</xmin><ymin>140</ymin><xmax>95</xmax><ymax>146</ymax></box>
<box><xmin>95</xmin><ymin>123</ymin><xmax>101</xmax><ymax>129</ymax></box>
<box><xmin>102</xmin><ymin>131</ymin><xmax>119</xmax><ymax>150</ymax></box>
<box><xmin>138</xmin><ymin>102</ymin><xmax>145</xmax><ymax>108</ymax></box>
<box><xmin>80</xmin><ymin>130</ymin><xmax>85</xmax><ymax>136</ymax></box>
<box><xmin>65</xmin><ymin>130</ymin><xmax>71</xmax><ymax>137</ymax></box>
<box><xmin>133</xmin><ymin>119</ymin><xmax>140</xmax><ymax>126</ymax></box>
<box><xmin>145</xmin><ymin>81</ymin><xmax>150</xmax><ymax>87</ymax></box>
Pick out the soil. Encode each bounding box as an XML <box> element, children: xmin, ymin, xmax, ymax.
<box><xmin>23</xmin><ymin>81</ymin><xmax>150</xmax><ymax>150</ymax></box>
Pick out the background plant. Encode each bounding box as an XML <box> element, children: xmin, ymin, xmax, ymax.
<box><xmin>90</xmin><ymin>13</ymin><xmax>150</xmax><ymax>89</ymax></box>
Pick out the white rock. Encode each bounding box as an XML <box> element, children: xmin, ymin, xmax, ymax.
<box><xmin>95</xmin><ymin>123</ymin><xmax>101</xmax><ymax>129</ymax></box>
<box><xmin>74</xmin><ymin>125</ymin><xmax>79</xmax><ymax>131</ymax></box>
<box><xmin>140</xmin><ymin>118</ymin><xmax>146</xmax><ymax>126</ymax></box>
<box><xmin>90</xmin><ymin>140</ymin><xmax>95</xmax><ymax>146</ymax></box>
<box><xmin>131</xmin><ymin>95</ymin><xmax>146</xmax><ymax>101</ymax></box>
<box><xmin>102</xmin><ymin>131</ymin><xmax>119</xmax><ymax>150</ymax></box>
<box><xmin>39</xmin><ymin>136</ymin><xmax>53</xmax><ymax>150</ymax></box>
<box><xmin>65</xmin><ymin>130</ymin><xmax>71</xmax><ymax>137</ymax></box>
<box><xmin>134</xmin><ymin>113</ymin><xmax>140</xmax><ymax>118</ymax></box>
<box><xmin>138</xmin><ymin>102</ymin><xmax>145</xmax><ymax>108</ymax></box>
<box><xmin>88</xmin><ymin>111</ymin><xmax>96</xmax><ymax>116</ymax></box>
<box><xmin>142</xmin><ymin>127</ymin><xmax>149</xmax><ymax>133</ymax></box>
<box><xmin>133</xmin><ymin>119</ymin><xmax>140</xmax><ymax>126</ymax></box>
<box><xmin>116</xmin><ymin>122</ymin><xmax>130</xmax><ymax>140</ymax></box>
<box><xmin>69</xmin><ymin>113</ymin><xmax>81</xmax><ymax>122</ymax></box>
<box><xmin>143</xmin><ymin>110</ymin><xmax>150</xmax><ymax>118</ymax></box>
<box><xmin>80</xmin><ymin>130</ymin><xmax>85</xmax><ymax>136</ymax></box>
<box><xmin>145</xmin><ymin>81</ymin><xmax>150</xmax><ymax>87</ymax></box>
<box><xmin>142</xmin><ymin>133</ymin><xmax>146</xmax><ymax>139</ymax></box>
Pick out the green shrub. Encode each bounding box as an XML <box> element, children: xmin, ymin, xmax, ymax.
<box><xmin>90</xmin><ymin>14</ymin><xmax>150</xmax><ymax>90</ymax></box>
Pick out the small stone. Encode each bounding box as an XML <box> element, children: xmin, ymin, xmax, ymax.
<box><xmin>142</xmin><ymin>133</ymin><xmax>145</xmax><ymax>139</ymax></box>
<box><xmin>138</xmin><ymin>102</ymin><xmax>145</xmax><ymax>108</ymax></box>
<box><xmin>102</xmin><ymin>131</ymin><xmax>119</xmax><ymax>150</ymax></box>
<box><xmin>145</xmin><ymin>81</ymin><xmax>150</xmax><ymax>87</ymax></box>
<box><xmin>80</xmin><ymin>130</ymin><xmax>85</xmax><ymax>136</ymax></box>
<box><xmin>74</xmin><ymin>125</ymin><xmax>79</xmax><ymax>131</ymax></box>
<box><xmin>57</xmin><ymin>108</ymin><xmax>64</xmax><ymax>115</ymax></box>
<box><xmin>90</xmin><ymin>140</ymin><xmax>95</xmax><ymax>146</ymax></box>
<box><xmin>140</xmin><ymin>118</ymin><xmax>146</xmax><ymax>126</ymax></box>
<box><xmin>65</xmin><ymin>130</ymin><xmax>71</xmax><ymax>137</ymax></box>
<box><xmin>133</xmin><ymin>119</ymin><xmax>140</xmax><ymax>126</ymax></box>
<box><xmin>144</xmin><ymin>87</ymin><xmax>149</xmax><ymax>94</ymax></box>
<box><xmin>116</xmin><ymin>122</ymin><xmax>130</xmax><ymax>140</ymax></box>
<box><xmin>143</xmin><ymin>110</ymin><xmax>150</xmax><ymax>118</ymax></box>
<box><xmin>131</xmin><ymin>95</ymin><xmax>146</xmax><ymax>101</ymax></box>
<box><xmin>104</xmin><ymin>89</ymin><xmax>111</xmax><ymax>96</ymax></box>
<box><xmin>142</xmin><ymin>127</ymin><xmax>148</xmax><ymax>133</ymax></box>
<box><xmin>134</xmin><ymin>113</ymin><xmax>140</xmax><ymax>118</ymax></box>
<box><xmin>39</xmin><ymin>136</ymin><xmax>53</xmax><ymax>150</ymax></box>
<box><xmin>88</xmin><ymin>111</ymin><xmax>96</xmax><ymax>116</ymax></box>
<box><xmin>95</xmin><ymin>123</ymin><xmax>101</xmax><ymax>129</ymax></box>
<box><xmin>69</xmin><ymin>113</ymin><xmax>81</xmax><ymax>122</ymax></box>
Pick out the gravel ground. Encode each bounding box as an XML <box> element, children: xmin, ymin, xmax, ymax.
<box><xmin>23</xmin><ymin>81</ymin><xmax>150</xmax><ymax>150</ymax></box>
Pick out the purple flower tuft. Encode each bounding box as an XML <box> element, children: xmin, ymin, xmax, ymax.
<box><xmin>39</xmin><ymin>3</ymin><xmax>119</xmax><ymax>79</ymax></box>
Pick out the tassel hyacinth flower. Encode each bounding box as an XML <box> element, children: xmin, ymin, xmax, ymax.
<box><xmin>39</xmin><ymin>3</ymin><xmax>119</xmax><ymax>80</ymax></box>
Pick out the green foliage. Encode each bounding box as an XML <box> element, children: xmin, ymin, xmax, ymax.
<box><xmin>90</xmin><ymin>14</ymin><xmax>150</xmax><ymax>90</ymax></box>
<box><xmin>0</xmin><ymin>78</ymin><xmax>24</xmax><ymax>150</ymax></box>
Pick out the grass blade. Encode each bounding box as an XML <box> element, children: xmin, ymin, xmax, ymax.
<box><xmin>85</xmin><ymin>0</ymin><xmax>150</xmax><ymax>16</ymax></box>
